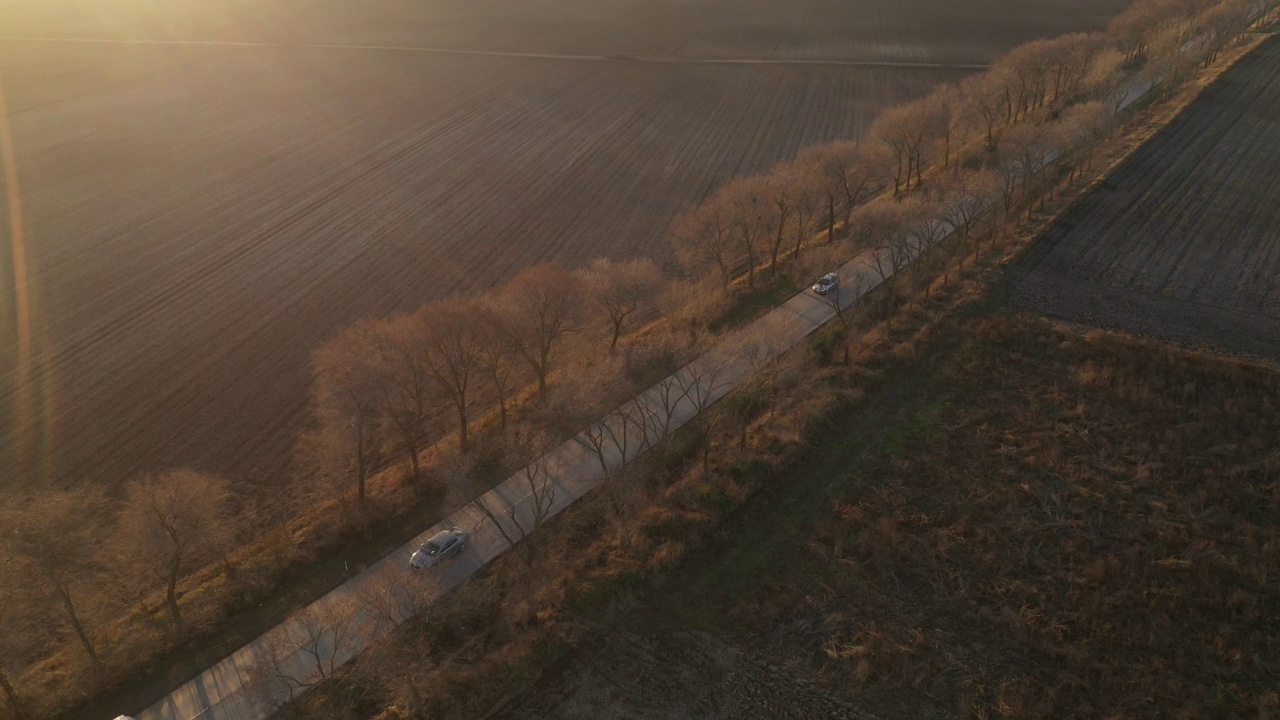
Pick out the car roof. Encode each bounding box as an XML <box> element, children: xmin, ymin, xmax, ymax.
<box><xmin>428</xmin><ymin>528</ymin><xmax>463</xmax><ymax>543</ymax></box>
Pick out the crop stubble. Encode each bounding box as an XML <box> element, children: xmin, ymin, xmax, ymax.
<box><xmin>0</xmin><ymin>0</ymin><xmax>1129</xmax><ymax>488</ymax></box>
<box><xmin>1010</xmin><ymin>35</ymin><xmax>1280</xmax><ymax>359</ymax></box>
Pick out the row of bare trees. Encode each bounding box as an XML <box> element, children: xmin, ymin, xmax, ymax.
<box><xmin>670</xmin><ymin>0</ymin><xmax>1276</xmax><ymax>296</ymax></box>
<box><xmin>302</xmin><ymin>258</ymin><xmax>664</xmax><ymax>503</ymax></box>
<box><xmin>5</xmin><ymin>0</ymin><xmax>1277</xmax><ymax>717</ymax></box>
<box><xmin>671</xmin><ymin>141</ymin><xmax>887</xmax><ymax>289</ymax></box>
<box><xmin>0</xmin><ymin>469</ymin><xmax>246</xmax><ymax>716</ymax></box>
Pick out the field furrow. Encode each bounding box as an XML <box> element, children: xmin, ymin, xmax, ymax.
<box><xmin>1010</xmin><ymin>34</ymin><xmax>1280</xmax><ymax>360</ymax></box>
<box><xmin>0</xmin><ymin>0</ymin><xmax>1135</xmax><ymax>488</ymax></box>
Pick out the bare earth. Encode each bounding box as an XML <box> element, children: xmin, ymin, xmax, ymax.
<box><xmin>494</xmin><ymin>631</ymin><xmax>881</xmax><ymax>720</ymax></box>
<box><xmin>0</xmin><ymin>0</ymin><xmax>1128</xmax><ymax>488</ymax></box>
<box><xmin>1009</xmin><ymin>34</ymin><xmax>1280</xmax><ymax>360</ymax></box>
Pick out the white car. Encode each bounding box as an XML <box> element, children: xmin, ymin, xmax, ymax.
<box><xmin>812</xmin><ymin>272</ymin><xmax>839</xmax><ymax>295</ymax></box>
<box><xmin>410</xmin><ymin>527</ymin><xmax>469</xmax><ymax>570</ymax></box>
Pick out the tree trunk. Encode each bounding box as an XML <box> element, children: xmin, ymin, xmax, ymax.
<box><xmin>53</xmin><ymin>582</ymin><xmax>100</xmax><ymax>671</ymax></box>
<box><xmin>701</xmin><ymin>433</ymin><xmax>711</xmax><ymax>477</ymax></box>
<box><xmin>356</xmin><ymin>421</ymin><xmax>368</xmax><ymax>502</ymax></box>
<box><xmin>402</xmin><ymin>429</ymin><xmax>422</xmax><ymax>480</ymax></box>
<box><xmin>609</xmin><ymin>322</ymin><xmax>623</xmax><ymax>354</ymax></box>
<box><xmin>827</xmin><ymin>196</ymin><xmax>836</xmax><ymax>244</ymax></box>
<box><xmin>456</xmin><ymin>401</ymin><xmax>470</xmax><ymax>452</ymax></box>
<box><xmin>0</xmin><ymin>666</ymin><xmax>24</xmax><ymax>719</ymax></box>
<box><xmin>166</xmin><ymin>568</ymin><xmax>184</xmax><ymax>632</ymax></box>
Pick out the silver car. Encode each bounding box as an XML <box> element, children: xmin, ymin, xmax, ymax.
<box><xmin>410</xmin><ymin>527</ymin><xmax>469</xmax><ymax>570</ymax></box>
<box><xmin>812</xmin><ymin>272</ymin><xmax>839</xmax><ymax>295</ymax></box>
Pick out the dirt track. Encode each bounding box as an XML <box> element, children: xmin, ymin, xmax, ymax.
<box><xmin>1010</xmin><ymin>34</ymin><xmax>1280</xmax><ymax>358</ymax></box>
<box><xmin>0</xmin><ymin>0</ymin><xmax>1129</xmax><ymax>488</ymax></box>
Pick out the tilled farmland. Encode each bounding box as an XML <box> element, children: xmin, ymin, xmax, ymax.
<box><xmin>1010</xmin><ymin>34</ymin><xmax>1280</xmax><ymax>359</ymax></box>
<box><xmin>0</xmin><ymin>0</ymin><xmax>1131</xmax><ymax>488</ymax></box>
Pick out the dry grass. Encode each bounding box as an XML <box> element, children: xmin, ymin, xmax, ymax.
<box><xmin>692</xmin><ymin>310</ymin><xmax>1280</xmax><ymax>718</ymax></box>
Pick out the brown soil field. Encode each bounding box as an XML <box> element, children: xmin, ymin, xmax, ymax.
<box><xmin>495</xmin><ymin>631</ymin><xmax>881</xmax><ymax>720</ymax></box>
<box><xmin>1009</xmin><ymin>34</ymin><xmax>1280</xmax><ymax>360</ymax></box>
<box><xmin>0</xmin><ymin>0</ymin><xmax>1130</xmax><ymax>489</ymax></box>
<box><xmin>3</xmin><ymin>0</ymin><xmax>1124</xmax><ymax>63</ymax></box>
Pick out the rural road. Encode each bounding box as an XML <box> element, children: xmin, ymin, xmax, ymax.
<box><xmin>132</xmin><ymin>245</ymin><xmax>893</xmax><ymax>720</ymax></box>
<box><xmin>123</xmin><ymin>49</ymin><xmax>1164</xmax><ymax>719</ymax></box>
<box><xmin>0</xmin><ymin>35</ymin><xmax>991</xmax><ymax>70</ymax></box>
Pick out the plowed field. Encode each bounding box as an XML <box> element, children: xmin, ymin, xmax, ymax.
<box><xmin>1010</xmin><ymin>34</ymin><xmax>1280</xmax><ymax>359</ymax></box>
<box><xmin>0</xmin><ymin>0</ymin><xmax>1131</xmax><ymax>488</ymax></box>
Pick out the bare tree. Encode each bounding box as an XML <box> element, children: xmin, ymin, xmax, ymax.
<box><xmin>760</xmin><ymin>166</ymin><xmax>797</xmax><ymax>273</ymax></box>
<box><xmin>930</xmin><ymin>84</ymin><xmax>969</xmax><ymax>168</ymax></box>
<box><xmin>1198</xmin><ymin>0</ymin><xmax>1251</xmax><ymax>63</ymax></box>
<box><xmin>719</xmin><ymin>176</ymin><xmax>769</xmax><ymax>288</ymax></box>
<box><xmin>577</xmin><ymin>398</ymin><xmax>647</xmax><ymax>476</ymax></box>
<box><xmin>308</xmin><ymin>319</ymin><xmax>382</xmax><ymax>502</ymax></box>
<box><xmin>115</xmin><ymin>470</ymin><xmax>232</xmax><ymax>632</ymax></box>
<box><xmin>471</xmin><ymin>436</ymin><xmax>559</xmax><ymax>566</ymax></box>
<box><xmin>797</xmin><ymin>141</ymin><xmax>885</xmax><ymax>244</ymax></box>
<box><xmin>1108</xmin><ymin>0</ymin><xmax>1176</xmax><ymax>61</ymax></box>
<box><xmin>629</xmin><ymin>373</ymin><xmax>693</xmax><ymax>455</ymax></box>
<box><xmin>1086</xmin><ymin>47</ymin><xmax>1132</xmax><ymax>114</ymax></box>
<box><xmin>245</xmin><ymin>596</ymin><xmax>365</xmax><ymax>709</ymax></box>
<box><xmin>1054</xmin><ymin>101</ymin><xmax>1115</xmax><ymax>179</ymax></box>
<box><xmin>961</xmin><ymin>71</ymin><xmax>1007</xmax><ymax>150</ymax></box>
<box><xmin>475</xmin><ymin>301</ymin><xmax>517</xmax><ymax>430</ymax></box>
<box><xmin>989</xmin><ymin>129</ymin><xmax>1030</xmax><ymax>218</ymax></box>
<box><xmin>936</xmin><ymin>167</ymin><xmax>1001</xmax><ymax>263</ymax></box>
<box><xmin>723</xmin><ymin>313</ymin><xmax>803</xmax><ymax>445</ymax></box>
<box><xmin>577</xmin><ymin>257</ymin><xmax>664</xmax><ymax>353</ymax></box>
<box><xmin>0</xmin><ymin>488</ymin><xmax>108</xmax><ymax>672</ymax></box>
<box><xmin>500</xmin><ymin>263</ymin><xmax>582</xmax><ymax>398</ymax></box>
<box><xmin>671</xmin><ymin>199</ymin><xmax>735</xmax><ymax>287</ymax></box>
<box><xmin>994</xmin><ymin>39</ymin><xmax>1056</xmax><ymax>122</ymax></box>
<box><xmin>903</xmin><ymin>198</ymin><xmax>949</xmax><ymax>256</ymax></box>
<box><xmin>789</xmin><ymin>162</ymin><xmax>822</xmax><ymax>259</ymax></box>
<box><xmin>369</xmin><ymin>314</ymin><xmax>433</xmax><ymax>481</ymax></box>
<box><xmin>417</xmin><ymin>299</ymin><xmax>485</xmax><ymax>452</ymax></box>
<box><xmin>1144</xmin><ymin>23</ymin><xmax>1205</xmax><ymax>97</ymax></box>
<box><xmin>872</xmin><ymin>99</ymin><xmax>939</xmax><ymax>194</ymax></box>
<box><xmin>817</xmin><ymin>268</ymin><xmax>852</xmax><ymax>330</ymax></box>
<box><xmin>672</xmin><ymin>342</ymin><xmax>739</xmax><ymax>475</ymax></box>
<box><xmin>900</xmin><ymin>197</ymin><xmax>950</xmax><ymax>297</ymax></box>
<box><xmin>999</xmin><ymin>122</ymin><xmax>1057</xmax><ymax>215</ymax></box>
<box><xmin>851</xmin><ymin>203</ymin><xmax>913</xmax><ymax>309</ymax></box>
<box><xmin>1043</xmin><ymin>33</ymin><xmax>1103</xmax><ymax>104</ymax></box>
<box><xmin>356</xmin><ymin>571</ymin><xmax>430</xmax><ymax>633</ymax></box>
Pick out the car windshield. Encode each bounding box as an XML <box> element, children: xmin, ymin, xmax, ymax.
<box><xmin>422</xmin><ymin>542</ymin><xmax>441</xmax><ymax>556</ymax></box>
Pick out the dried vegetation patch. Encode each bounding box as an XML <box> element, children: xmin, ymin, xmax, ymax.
<box><xmin>665</xmin><ymin>311</ymin><xmax>1280</xmax><ymax>718</ymax></box>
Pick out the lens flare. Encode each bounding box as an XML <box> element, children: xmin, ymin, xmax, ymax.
<box><xmin>0</xmin><ymin>74</ymin><xmax>42</xmax><ymax>485</ymax></box>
